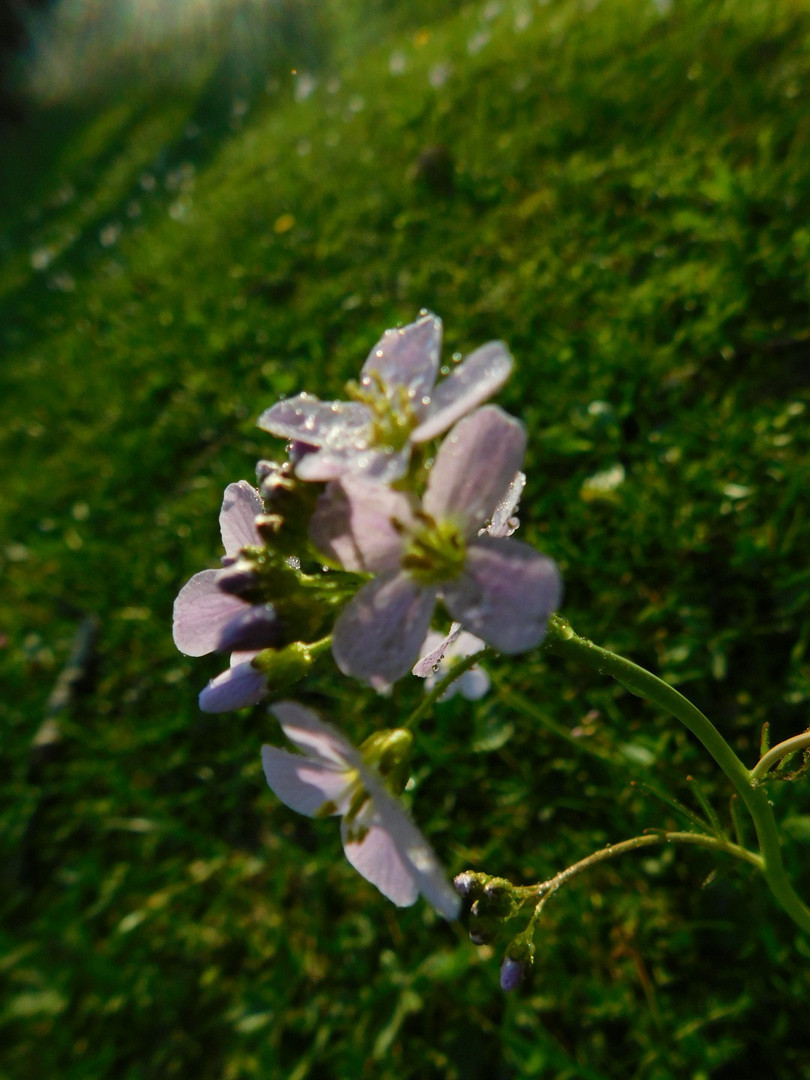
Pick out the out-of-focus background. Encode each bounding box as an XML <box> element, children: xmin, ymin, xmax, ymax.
<box><xmin>2</xmin><ymin>1</ymin><xmax>810</xmax><ymax>1076</ymax></box>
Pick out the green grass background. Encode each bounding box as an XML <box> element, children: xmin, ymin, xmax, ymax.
<box><xmin>2</xmin><ymin>0</ymin><xmax>810</xmax><ymax>1075</ymax></box>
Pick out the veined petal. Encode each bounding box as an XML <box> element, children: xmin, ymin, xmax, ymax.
<box><xmin>198</xmin><ymin>653</ymin><xmax>267</xmax><ymax>712</ymax></box>
<box><xmin>257</xmin><ymin>394</ymin><xmax>370</xmax><ymax>451</ymax></box>
<box><xmin>309</xmin><ymin>479</ymin><xmax>413</xmax><ymax>573</ymax></box>
<box><xmin>341</xmin><ymin>813</ymin><xmax>420</xmax><ymax>907</ymax></box>
<box><xmin>354</xmin><ymin>777</ymin><xmax>461</xmax><ymax>918</ymax></box>
<box><xmin>173</xmin><ymin>569</ymin><xmax>247</xmax><ymax>656</ymax></box>
<box><xmin>332</xmin><ymin>572</ymin><xmax>436</xmax><ymax>687</ymax></box>
<box><xmin>360</xmin><ymin>312</ymin><xmax>442</xmax><ymax>401</ymax></box>
<box><xmin>262</xmin><ymin>746</ymin><xmax>356</xmax><ymax>817</ymax></box>
<box><xmin>423</xmin><ymin>407</ymin><xmax>527</xmax><ymax>536</ymax></box>
<box><xmin>412</xmin><ymin>623</ymin><xmax>463</xmax><ymax>677</ymax></box>
<box><xmin>411</xmin><ymin>341</ymin><xmax>513</xmax><ymax>442</ymax></box>
<box><xmin>486</xmin><ymin>471</ymin><xmax>525</xmax><ymax>538</ymax></box>
<box><xmin>270</xmin><ymin>701</ymin><xmax>360</xmax><ymax>769</ymax></box>
<box><xmin>441</xmin><ymin>535</ymin><xmax>562</xmax><ymax>653</ymax></box>
<box><xmin>219</xmin><ymin>481</ymin><xmax>264</xmax><ymax>558</ymax></box>
<box><xmin>295</xmin><ymin>443</ymin><xmax>411</xmax><ymax>483</ymax></box>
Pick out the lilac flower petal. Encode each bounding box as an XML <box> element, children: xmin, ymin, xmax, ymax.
<box><xmin>412</xmin><ymin>623</ymin><xmax>463</xmax><ymax>677</ymax></box>
<box><xmin>198</xmin><ymin>654</ymin><xmax>267</xmax><ymax>712</ymax></box>
<box><xmin>332</xmin><ymin>572</ymin><xmax>437</xmax><ymax>687</ymax></box>
<box><xmin>341</xmin><ymin>813</ymin><xmax>420</xmax><ymax>907</ymax></box>
<box><xmin>411</xmin><ymin>341</ymin><xmax>513</xmax><ymax>442</ymax></box>
<box><xmin>454</xmin><ymin>666</ymin><xmax>491</xmax><ymax>701</ymax></box>
<box><xmin>261</xmin><ymin>746</ymin><xmax>356</xmax><ymax>817</ymax></box>
<box><xmin>360</xmin><ymin>312</ymin><xmax>442</xmax><ymax>402</ymax></box>
<box><xmin>295</xmin><ymin>442</ymin><xmax>412</xmax><ymax>483</ymax></box>
<box><xmin>217</xmin><ymin>603</ymin><xmax>281</xmax><ymax>652</ymax></box>
<box><xmin>423</xmin><ymin>406</ymin><xmax>527</xmax><ymax>536</ymax></box>
<box><xmin>500</xmin><ymin>956</ymin><xmax>526</xmax><ymax>992</ymax></box>
<box><xmin>309</xmin><ymin>479</ymin><xmax>412</xmax><ymax>573</ymax></box>
<box><xmin>486</xmin><ymin>471</ymin><xmax>525</xmax><ymax>538</ymax></box>
<box><xmin>270</xmin><ymin>701</ymin><xmax>361</xmax><ymax>768</ymax></box>
<box><xmin>441</xmin><ymin>535</ymin><xmax>562</xmax><ymax>653</ymax></box>
<box><xmin>173</xmin><ymin>569</ymin><xmax>247</xmax><ymax>656</ymax></box>
<box><xmin>257</xmin><ymin>393</ymin><xmax>370</xmax><ymax>451</ymax></box>
<box><xmin>354</xmin><ymin>779</ymin><xmax>461</xmax><ymax>918</ymax></box>
<box><xmin>219</xmin><ymin>481</ymin><xmax>264</xmax><ymax>558</ymax></box>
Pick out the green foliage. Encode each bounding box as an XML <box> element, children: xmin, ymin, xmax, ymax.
<box><xmin>2</xmin><ymin>0</ymin><xmax>810</xmax><ymax>1076</ymax></box>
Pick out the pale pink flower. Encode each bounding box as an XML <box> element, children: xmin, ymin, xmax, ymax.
<box><xmin>415</xmin><ymin>628</ymin><xmax>490</xmax><ymax>701</ymax></box>
<box><xmin>261</xmin><ymin>702</ymin><xmax>460</xmax><ymax>917</ymax></box>
<box><xmin>172</xmin><ymin>481</ymin><xmax>276</xmax><ymax>711</ymax></box>
<box><xmin>310</xmin><ymin>406</ymin><xmax>562</xmax><ymax>687</ymax></box>
<box><xmin>257</xmin><ymin>313</ymin><xmax>512</xmax><ymax>483</ymax></box>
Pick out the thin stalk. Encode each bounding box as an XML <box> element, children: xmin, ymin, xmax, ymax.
<box><xmin>751</xmin><ymin>731</ymin><xmax>810</xmax><ymax>781</ymax></box>
<box><xmin>543</xmin><ymin>614</ymin><xmax>810</xmax><ymax>934</ymax></box>
<box><xmin>516</xmin><ymin>831</ymin><xmax>763</xmax><ymax>907</ymax></box>
<box><xmin>402</xmin><ymin>649</ymin><xmax>487</xmax><ymax>732</ymax></box>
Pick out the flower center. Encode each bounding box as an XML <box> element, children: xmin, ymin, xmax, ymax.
<box><xmin>345</xmin><ymin>369</ymin><xmax>420</xmax><ymax>453</ymax></box>
<box><xmin>401</xmin><ymin>513</ymin><xmax>467</xmax><ymax>586</ymax></box>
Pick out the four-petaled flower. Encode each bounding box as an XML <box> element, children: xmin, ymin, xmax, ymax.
<box><xmin>310</xmin><ymin>405</ymin><xmax>562</xmax><ymax>687</ymax></box>
<box><xmin>414</xmin><ymin>627</ymin><xmax>490</xmax><ymax>701</ymax></box>
<box><xmin>261</xmin><ymin>701</ymin><xmax>460</xmax><ymax>918</ymax></box>
<box><xmin>172</xmin><ymin>481</ymin><xmax>275</xmax><ymax>711</ymax></box>
<box><xmin>257</xmin><ymin>312</ymin><xmax>513</xmax><ymax>483</ymax></box>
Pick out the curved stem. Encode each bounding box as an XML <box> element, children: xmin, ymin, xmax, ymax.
<box><xmin>542</xmin><ymin>614</ymin><xmax>810</xmax><ymax>934</ymax></box>
<box><xmin>752</xmin><ymin>731</ymin><xmax>810</xmax><ymax>781</ymax></box>
<box><xmin>517</xmin><ymin>831</ymin><xmax>762</xmax><ymax>907</ymax></box>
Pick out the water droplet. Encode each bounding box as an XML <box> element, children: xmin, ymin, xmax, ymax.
<box><xmin>440</xmin><ymin>365</ymin><xmax>450</xmax><ymax>376</ymax></box>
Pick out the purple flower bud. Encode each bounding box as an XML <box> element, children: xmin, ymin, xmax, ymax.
<box><xmin>499</xmin><ymin>956</ymin><xmax>526</xmax><ymax>992</ymax></box>
<box><xmin>217</xmin><ymin>604</ymin><xmax>281</xmax><ymax>652</ymax></box>
<box><xmin>453</xmin><ymin>871</ymin><xmax>481</xmax><ymax>898</ymax></box>
<box><xmin>217</xmin><ymin>563</ymin><xmax>260</xmax><ymax>597</ymax></box>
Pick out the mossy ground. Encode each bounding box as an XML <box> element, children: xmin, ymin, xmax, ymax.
<box><xmin>2</xmin><ymin>0</ymin><xmax>810</xmax><ymax>1076</ymax></box>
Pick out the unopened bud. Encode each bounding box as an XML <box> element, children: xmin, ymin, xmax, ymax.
<box><xmin>499</xmin><ymin>956</ymin><xmax>526</xmax><ymax>992</ymax></box>
<box><xmin>499</xmin><ymin>933</ymin><xmax>534</xmax><ymax>992</ymax></box>
<box><xmin>218</xmin><ymin>605</ymin><xmax>281</xmax><ymax>652</ymax></box>
<box><xmin>218</xmin><ymin>562</ymin><xmax>260</xmax><ymax>598</ymax></box>
<box><xmin>453</xmin><ymin>871</ymin><xmax>487</xmax><ymax>900</ymax></box>
<box><xmin>468</xmin><ymin>915</ymin><xmax>499</xmax><ymax>946</ymax></box>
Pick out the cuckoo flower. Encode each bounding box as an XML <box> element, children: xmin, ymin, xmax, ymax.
<box><xmin>310</xmin><ymin>406</ymin><xmax>563</xmax><ymax>687</ymax></box>
<box><xmin>412</xmin><ymin>466</ymin><xmax>526</xmax><ymax>687</ymax></box>
<box><xmin>257</xmin><ymin>312</ymin><xmax>513</xmax><ymax>483</ymax></box>
<box><xmin>261</xmin><ymin>701</ymin><xmax>460</xmax><ymax>918</ymax></box>
<box><xmin>414</xmin><ymin>628</ymin><xmax>490</xmax><ymax>701</ymax></box>
<box><xmin>172</xmin><ymin>481</ymin><xmax>276</xmax><ymax>711</ymax></box>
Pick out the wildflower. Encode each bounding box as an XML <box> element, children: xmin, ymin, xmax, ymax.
<box><xmin>415</xmin><ymin>627</ymin><xmax>490</xmax><ymax>701</ymax></box>
<box><xmin>411</xmin><ymin>466</ymin><xmax>525</xmax><ymax>692</ymax></box>
<box><xmin>172</xmin><ymin>481</ymin><xmax>278</xmax><ymax>711</ymax></box>
<box><xmin>310</xmin><ymin>406</ymin><xmax>562</xmax><ymax>687</ymax></box>
<box><xmin>261</xmin><ymin>701</ymin><xmax>460</xmax><ymax>917</ymax></box>
<box><xmin>257</xmin><ymin>312</ymin><xmax>513</xmax><ymax>483</ymax></box>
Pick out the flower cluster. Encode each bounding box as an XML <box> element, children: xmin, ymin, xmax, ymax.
<box><xmin>172</xmin><ymin>312</ymin><xmax>562</xmax><ymax>926</ymax></box>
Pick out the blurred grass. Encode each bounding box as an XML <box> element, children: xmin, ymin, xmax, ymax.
<box><xmin>2</xmin><ymin>0</ymin><xmax>810</xmax><ymax>1076</ymax></box>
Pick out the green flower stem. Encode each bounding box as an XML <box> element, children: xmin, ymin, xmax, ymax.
<box><xmin>543</xmin><ymin>614</ymin><xmax>810</xmax><ymax>934</ymax></box>
<box><xmin>306</xmin><ymin>635</ymin><xmax>334</xmax><ymax>659</ymax></box>
<box><xmin>751</xmin><ymin>731</ymin><xmax>810</xmax><ymax>781</ymax></box>
<box><xmin>518</xmin><ymin>830</ymin><xmax>763</xmax><ymax>909</ymax></box>
<box><xmin>402</xmin><ymin>649</ymin><xmax>487</xmax><ymax>732</ymax></box>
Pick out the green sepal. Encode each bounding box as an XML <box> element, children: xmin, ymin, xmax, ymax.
<box><xmin>360</xmin><ymin>729</ymin><xmax>413</xmax><ymax>796</ymax></box>
<box><xmin>252</xmin><ymin>641</ymin><xmax>316</xmax><ymax>692</ymax></box>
